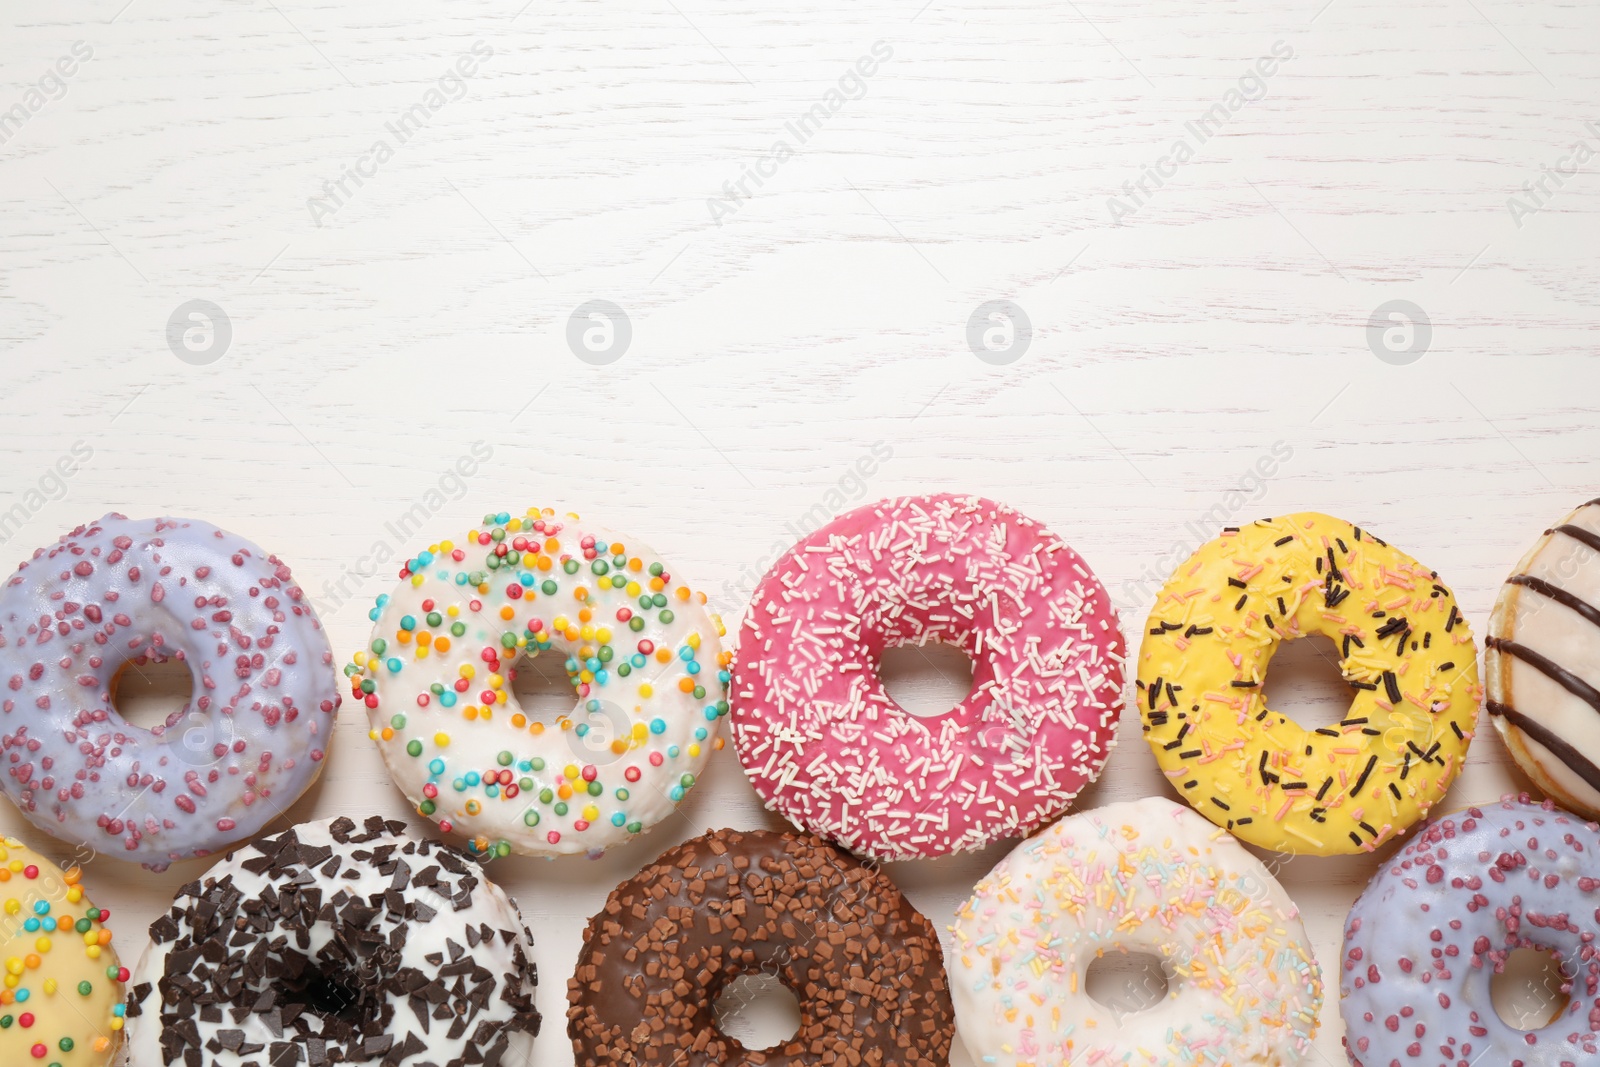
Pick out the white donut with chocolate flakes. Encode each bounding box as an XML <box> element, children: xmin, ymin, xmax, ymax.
<box><xmin>123</xmin><ymin>816</ymin><xmax>540</xmax><ymax>1067</ymax></box>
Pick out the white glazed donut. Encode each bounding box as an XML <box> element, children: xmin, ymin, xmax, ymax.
<box><xmin>346</xmin><ymin>508</ymin><xmax>729</xmax><ymax>859</ymax></box>
<box><xmin>124</xmin><ymin>815</ymin><xmax>541</xmax><ymax>1067</ymax></box>
<box><xmin>1485</xmin><ymin>497</ymin><xmax>1600</xmax><ymax>818</ymax></box>
<box><xmin>949</xmin><ymin>797</ymin><xmax>1323</xmax><ymax>1066</ymax></box>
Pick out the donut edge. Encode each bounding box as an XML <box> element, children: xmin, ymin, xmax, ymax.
<box><xmin>1486</xmin><ymin>507</ymin><xmax>1600</xmax><ymax>821</ymax></box>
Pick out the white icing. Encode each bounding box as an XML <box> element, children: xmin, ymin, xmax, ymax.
<box><xmin>948</xmin><ymin>797</ymin><xmax>1322</xmax><ymax>1066</ymax></box>
<box><xmin>123</xmin><ymin>818</ymin><xmax>537</xmax><ymax>1067</ymax></box>
<box><xmin>353</xmin><ymin>513</ymin><xmax>727</xmax><ymax>857</ymax></box>
<box><xmin>1489</xmin><ymin>500</ymin><xmax>1600</xmax><ymax>816</ymax></box>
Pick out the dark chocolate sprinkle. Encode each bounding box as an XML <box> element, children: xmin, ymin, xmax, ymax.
<box><xmin>125</xmin><ymin>819</ymin><xmax>540</xmax><ymax>1067</ymax></box>
<box><xmin>566</xmin><ymin>828</ymin><xmax>952</xmax><ymax>1067</ymax></box>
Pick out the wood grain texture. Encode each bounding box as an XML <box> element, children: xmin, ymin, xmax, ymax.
<box><xmin>2</xmin><ymin>0</ymin><xmax>1599</xmax><ymax>1062</ymax></box>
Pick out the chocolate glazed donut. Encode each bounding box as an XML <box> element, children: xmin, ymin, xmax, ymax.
<box><xmin>567</xmin><ymin>828</ymin><xmax>954</xmax><ymax>1067</ymax></box>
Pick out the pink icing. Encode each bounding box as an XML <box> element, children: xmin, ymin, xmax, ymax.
<box><xmin>731</xmin><ymin>494</ymin><xmax>1124</xmax><ymax>859</ymax></box>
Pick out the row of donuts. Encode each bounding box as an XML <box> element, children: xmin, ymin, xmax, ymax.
<box><xmin>4</xmin><ymin>497</ymin><xmax>1598</xmax><ymax>869</ymax></box>
<box><xmin>0</xmin><ymin>495</ymin><xmax>1598</xmax><ymax>1064</ymax></box>
<box><xmin>6</xmin><ymin>790</ymin><xmax>1595</xmax><ymax>1067</ymax></box>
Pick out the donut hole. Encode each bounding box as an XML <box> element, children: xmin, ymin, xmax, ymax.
<box><xmin>1085</xmin><ymin>950</ymin><xmax>1170</xmax><ymax>1018</ymax></box>
<box><xmin>109</xmin><ymin>653</ymin><xmax>197</xmax><ymax>730</ymax></box>
<box><xmin>878</xmin><ymin>642</ymin><xmax>974</xmax><ymax>719</ymax></box>
<box><xmin>1260</xmin><ymin>634</ymin><xmax>1350</xmax><ymax>731</ymax></box>
<box><xmin>510</xmin><ymin>649</ymin><xmax>632</xmax><ymax>765</ymax></box>
<box><xmin>713</xmin><ymin>971</ymin><xmax>802</xmax><ymax>1050</ymax></box>
<box><xmin>1492</xmin><ymin>946</ymin><xmax>1571</xmax><ymax>1031</ymax></box>
<box><xmin>509</xmin><ymin>649</ymin><xmax>582</xmax><ymax>725</ymax></box>
<box><xmin>269</xmin><ymin>951</ymin><xmax>371</xmax><ymax>1032</ymax></box>
<box><xmin>294</xmin><ymin>967</ymin><xmax>363</xmax><ymax>1023</ymax></box>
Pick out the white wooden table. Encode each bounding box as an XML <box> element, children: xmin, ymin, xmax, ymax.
<box><xmin>3</xmin><ymin>0</ymin><xmax>1599</xmax><ymax>1062</ymax></box>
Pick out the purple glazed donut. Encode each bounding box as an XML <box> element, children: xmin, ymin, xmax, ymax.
<box><xmin>1341</xmin><ymin>795</ymin><xmax>1600</xmax><ymax>1067</ymax></box>
<box><xmin>0</xmin><ymin>514</ymin><xmax>340</xmax><ymax>867</ymax></box>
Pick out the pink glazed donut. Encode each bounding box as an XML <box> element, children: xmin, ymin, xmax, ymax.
<box><xmin>0</xmin><ymin>514</ymin><xmax>340</xmax><ymax>867</ymax></box>
<box><xmin>732</xmin><ymin>494</ymin><xmax>1124</xmax><ymax>859</ymax></box>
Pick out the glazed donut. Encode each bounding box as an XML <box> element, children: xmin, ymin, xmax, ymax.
<box><xmin>1137</xmin><ymin>512</ymin><xmax>1479</xmax><ymax>856</ymax></box>
<box><xmin>1340</xmin><ymin>795</ymin><xmax>1600</xmax><ymax>1067</ymax></box>
<box><xmin>0</xmin><ymin>837</ymin><xmax>125</xmax><ymax>1067</ymax></box>
<box><xmin>731</xmin><ymin>493</ymin><xmax>1123</xmax><ymax>860</ymax></box>
<box><xmin>1486</xmin><ymin>498</ymin><xmax>1600</xmax><ymax>818</ymax></box>
<box><xmin>0</xmin><ymin>515</ymin><xmax>339</xmax><ymax>867</ymax></box>
<box><xmin>347</xmin><ymin>508</ymin><xmax>729</xmax><ymax>859</ymax></box>
<box><xmin>125</xmin><ymin>815</ymin><xmax>541</xmax><ymax>1067</ymax></box>
<box><xmin>949</xmin><ymin>796</ymin><xmax>1323</xmax><ymax>1067</ymax></box>
<box><xmin>567</xmin><ymin>826</ymin><xmax>954</xmax><ymax>1067</ymax></box>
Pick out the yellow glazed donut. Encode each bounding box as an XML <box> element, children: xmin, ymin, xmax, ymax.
<box><xmin>1137</xmin><ymin>512</ymin><xmax>1480</xmax><ymax>855</ymax></box>
<box><xmin>0</xmin><ymin>838</ymin><xmax>124</xmax><ymax>1067</ymax></box>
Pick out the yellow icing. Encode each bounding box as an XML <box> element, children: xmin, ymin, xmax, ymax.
<box><xmin>0</xmin><ymin>838</ymin><xmax>123</xmax><ymax>1066</ymax></box>
<box><xmin>1137</xmin><ymin>512</ymin><xmax>1480</xmax><ymax>856</ymax></box>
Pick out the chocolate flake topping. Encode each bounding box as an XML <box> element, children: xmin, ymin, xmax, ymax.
<box><xmin>128</xmin><ymin>816</ymin><xmax>540</xmax><ymax>1067</ymax></box>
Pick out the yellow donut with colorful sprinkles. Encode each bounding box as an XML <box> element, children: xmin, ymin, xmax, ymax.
<box><xmin>1137</xmin><ymin>512</ymin><xmax>1480</xmax><ymax>856</ymax></box>
<box><xmin>0</xmin><ymin>838</ymin><xmax>124</xmax><ymax>1067</ymax></box>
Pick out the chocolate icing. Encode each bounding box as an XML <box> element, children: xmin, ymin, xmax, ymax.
<box><xmin>566</xmin><ymin>827</ymin><xmax>953</xmax><ymax>1066</ymax></box>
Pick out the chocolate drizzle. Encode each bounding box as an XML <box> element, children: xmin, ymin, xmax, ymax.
<box><xmin>566</xmin><ymin>827</ymin><xmax>953</xmax><ymax>1066</ymax></box>
<box><xmin>1554</xmin><ymin>522</ymin><xmax>1600</xmax><ymax>555</ymax></box>
<box><xmin>127</xmin><ymin>815</ymin><xmax>540</xmax><ymax>1067</ymax></box>
<box><xmin>1507</xmin><ymin>574</ymin><xmax>1600</xmax><ymax>631</ymax></box>
<box><xmin>1488</xmin><ymin>508</ymin><xmax>1600</xmax><ymax>809</ymax></box>
<box><xmin>1486</xmin><ymin>637</ymin><xmax>1600</xmax><ymax>713</ymax></box>
<box><xmin>1487</xmin><ymin>700</ymin><xmax>1600</xmax><ymax>794</ymax></box>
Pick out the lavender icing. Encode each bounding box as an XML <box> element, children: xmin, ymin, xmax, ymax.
<box><xmin>1341</xmin><ymin>795</ymin><xmax>1600</xmax><ymax>1067</ymax></box>
<box><xmin>0</xmin><ymin>514</ymin><xmax>339</xmax><ymax>867</ymax></box>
